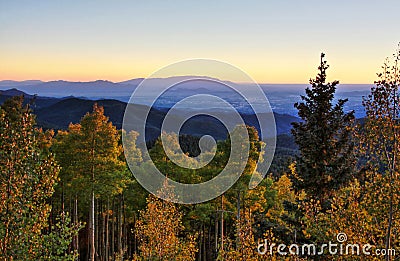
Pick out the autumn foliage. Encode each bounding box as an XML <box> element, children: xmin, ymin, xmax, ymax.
<box><xmin>0</xmin><ymin>45</ymin><xmax>399</xmax><ymax>261</ymax></box>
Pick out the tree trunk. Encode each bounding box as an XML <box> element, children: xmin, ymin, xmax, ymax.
<box><xmin>202</xmin><ymin>224</ymin><xmax>206</xmax><ymax>261</ymax></box>
<box><xmin>214</xmin><ymin>213</ymin><xmax>218</xmax><ymax>259</ymax></box>
<box><xmin>133</xmin><ymin>213</ymin><xmax>137</xmax><ymax>256</ymax></box>
<box><xmin>101</xmin><ymin>200</ymin><xmax>105</xmax><ymax>261</ymax></box>
<box><xmin>105</xmin><ymin>198</ymin><xmax>110</xmax><ymax>261</ymax></box>
<box><xmin>73</xmin><ymin>195</ymin><xmax>79</xmax><ymax>259</ymax></box>
<box><xmin>95</xmin><ymin>198</ymin><xmax>98</xmax><ymax>260</ymax></box>
<box><xmin>89</xmin><ymin>190</ymin><xmax>95</xmax><ymax>261</ymax></box>
<box><xmin>385</xmin><ymin>195</ymin><xmax>393</xmax><ymax>261</ymax></box>
<box><xmin>208</xmin><ymin>220</ymin><xmax>212</xmax><ymax>261</ymax></box>
<box><xmin>221</xmin><ymin>196</ymin><xmax>224</xmax><ymax>252</ymax></box>
<box><xmin>385</xmin><ymin>100</ymin><xmax>398</xmax><ymax>261</ymax></box>
<box><xmin>122</xmin><ymin>194</ymin><xmax>127</xmax><ymax>258</ymax></box>
<box><xmin>118</xmin><ymin>195</ymin><xmax>122</xmax><ymax>257</ymax></box>
<box><xmin>111</xmin><ymin>198</ymin><xmax>115</xmax><ymax>259</ymax></box>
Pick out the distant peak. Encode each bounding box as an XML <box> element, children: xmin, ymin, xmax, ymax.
<box><xmin>118</xmin><ymin>78</ymin><xmax>145</xmax><ymax>85</ymax></box>
<box><xmin>47</xmin><ymin>79</ymin><xmax>115</xmax><ymax>84</ymax></box>
<box><xmin>0</xmin><ymin>88</ymin><xmax>29</xmax><ymax>96</ymax></box>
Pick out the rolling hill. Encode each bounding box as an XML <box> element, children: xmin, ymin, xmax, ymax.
<box><xmin>0</xmin><ymin>89</ymin><xmax>300</xmax><ymax>155</ymax></box>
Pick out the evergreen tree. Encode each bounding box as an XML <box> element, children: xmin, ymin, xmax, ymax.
<box><xmin>291</xmin><ymin>53</ymin><xmax>356</xmax><ymax>202</ymax></box>
<box><xmin>297</xmin><ymin>44</ymin><xmax>400</xmax><ymax>261</ymax></box>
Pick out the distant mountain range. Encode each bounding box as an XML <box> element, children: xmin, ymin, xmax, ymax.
<box><xmin>0</xmin><ymin>88</ymin><xmax>299</xmax><ymax>142</ymax></box>
<box><xmin>0</xmin><ymin>80</ymin><xmax>44</xmax><ymax>87</ymax></box>
<box><xmin>0</xmin><ymin>78</ymin><xmax>371</xmax><ymax>118</ymax></box>
<box><xmin>0</xmin><ymin>80</ymin><xmax>130</xmax><ymax>98</ymax></box>
<box><xmin>0</xmin><ymin>76</ymin><xmax>234</xmax><ymax>98</ymax></box>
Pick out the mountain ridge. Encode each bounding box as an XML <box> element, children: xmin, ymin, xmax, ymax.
<box><xmin>0</xmin><ymin>88</ymin><xmax>300</xmax><ymax>141</ymax></box>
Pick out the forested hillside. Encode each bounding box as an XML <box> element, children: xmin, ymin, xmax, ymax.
<box><xmin>1</xmin><ymin>50</ymin><xmax>399</xmax><ymax>261</ymax></box>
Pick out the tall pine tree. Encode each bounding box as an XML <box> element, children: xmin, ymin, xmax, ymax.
<box><xmin>291</xmin><ymin>53</ymin><xmax>355</xmax><ymax>203</ymax></box>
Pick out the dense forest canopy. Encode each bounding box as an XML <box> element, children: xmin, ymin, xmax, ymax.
<box><xmin>1</xmin><ymin>46</ymin><xmax>399</xmax><ymax>261</ymax></box>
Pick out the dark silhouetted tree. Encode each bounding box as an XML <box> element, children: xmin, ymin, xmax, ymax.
<box><xmin>291</xmin><ymin>53</ymin><xmax>356</xmax><ymax>203</ymax></box>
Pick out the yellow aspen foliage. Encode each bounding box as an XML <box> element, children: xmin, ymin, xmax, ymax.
<box><xmin>218</xmin><ymin>211</ymin><xmax>259</xmax><ymax>261</ymax></box>
<box><xmin>133</xmin><ymin>181</ymin><xmax>197</xmax><ymax>261</ymax></box>
<box><xmin>0</xmin><ymin>96</ymin><xmax>79</xmax><ymax>260</ymax></box>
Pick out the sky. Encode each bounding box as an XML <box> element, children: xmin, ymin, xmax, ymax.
<box><xmin>0</xmin><ymin>0</ymin><xmax>399</xmax><ymax>84</ymax></box>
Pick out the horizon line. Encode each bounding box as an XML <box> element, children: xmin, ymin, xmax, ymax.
<box><xmin>0</xmin><ymin>78</ymin><xmax>374</xmax><ymax>86</ymax></box>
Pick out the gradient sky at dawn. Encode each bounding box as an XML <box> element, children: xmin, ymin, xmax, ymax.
<box><xmin>0</xmin><ymin>0</ymin><xmax>399</xmax><ymax>83</ymax></box>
